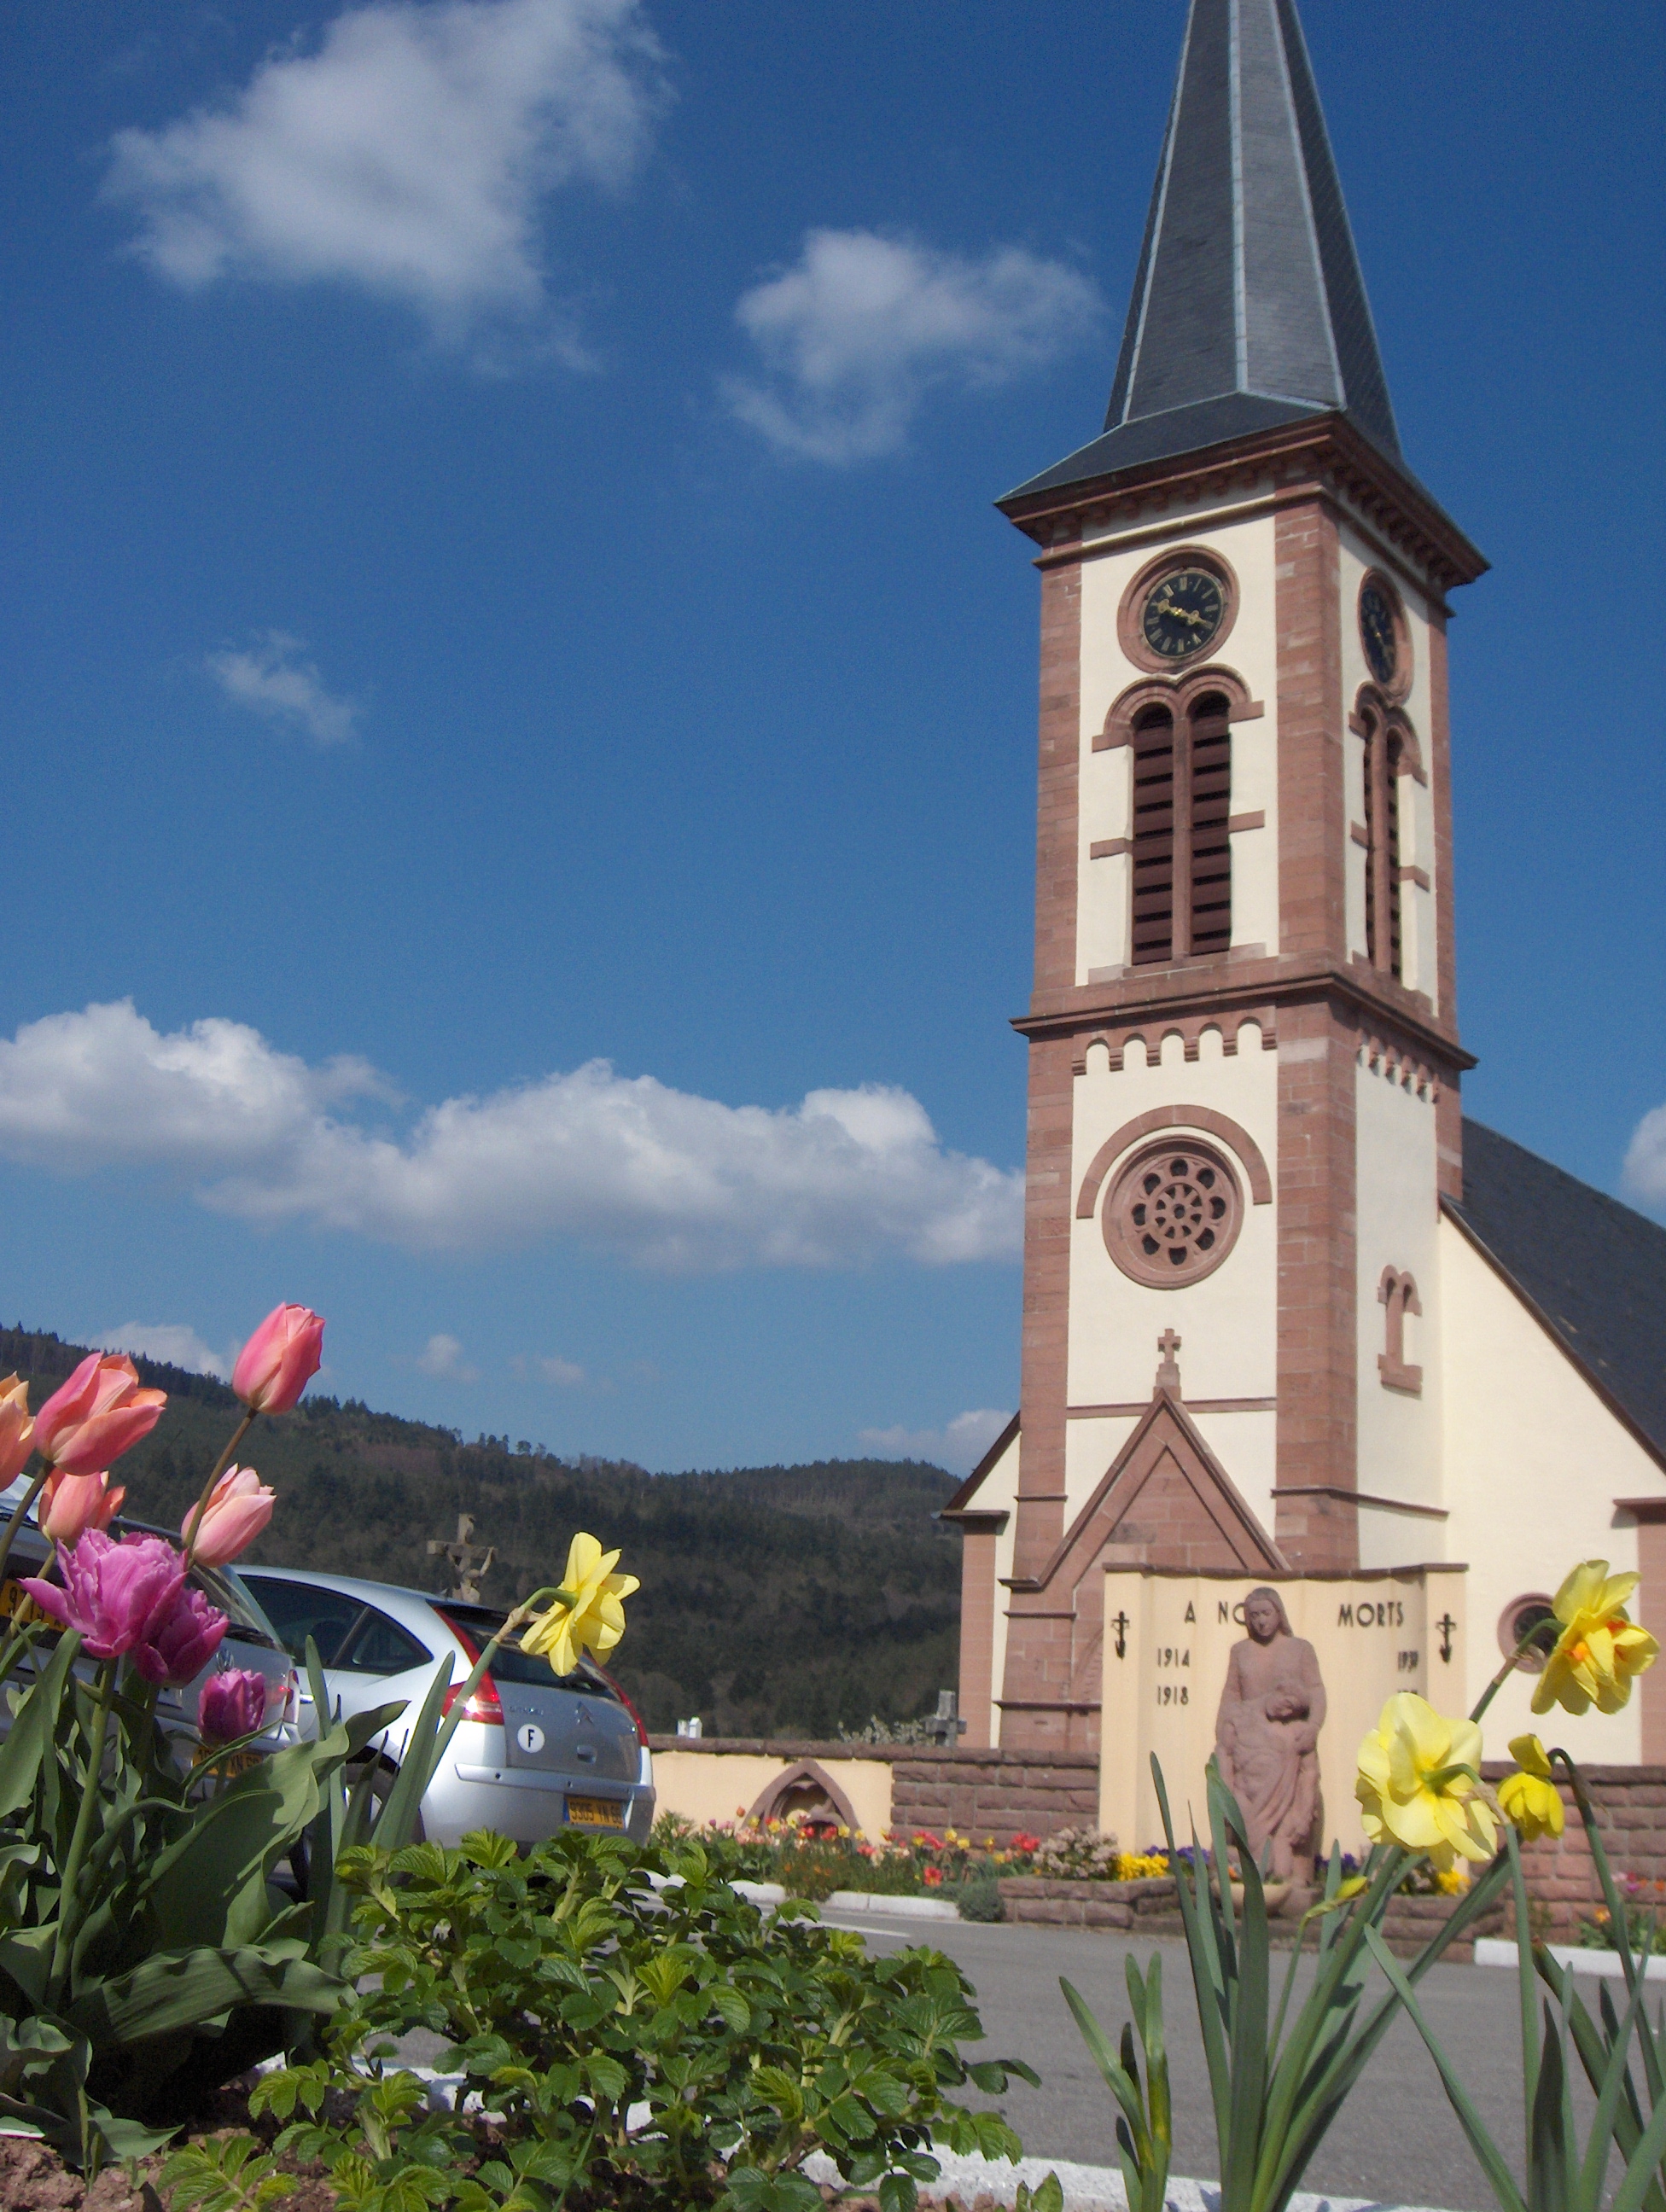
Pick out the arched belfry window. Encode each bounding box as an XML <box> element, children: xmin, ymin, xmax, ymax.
<box><xmin>1361</xmin><ymin>707</ymin><xmax>1401</xmax><ymax>979</ymax></box>
<box><xmin>1128</xmin><ymin>690</ymin><xmax>1233</xmax><ymax>968</ymax></box>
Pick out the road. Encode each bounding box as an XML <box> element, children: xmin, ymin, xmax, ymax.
<box><xmin>824</xmin><ymin>1907</ymin><xmax>1563</xmax><ymax>2212</ymax></box>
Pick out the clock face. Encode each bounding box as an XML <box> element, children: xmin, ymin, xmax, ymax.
<box><xmin>1360</xmin><ymin>580</ymin><xmax>1399</xmax><ymax>686</ymax></box>
<box><xmin>1141</xmin><ymin>567</ymin><xmax>1225</xmax><ymax>661</ymax></box>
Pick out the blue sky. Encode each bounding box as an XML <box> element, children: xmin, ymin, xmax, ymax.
<box><xmin>0</xmin><ymin>0</ymin><xmax>1661</xmax><ymax>1476</ymax></box>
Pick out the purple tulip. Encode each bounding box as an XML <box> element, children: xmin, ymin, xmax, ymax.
<box><xmin>20</xmin><ymin>1531</ymin><xmax>228</xmax><ymax>1685</ymax></box>
<box><xmin>137</xmin><ymin>1584</ymin><xmax>228</xmax><ymax>1686</ymax></box>
<box><xmin>198</xmin><ymin>1668</ymin><xmax>269</xmax><ymax>1743</ymax></box>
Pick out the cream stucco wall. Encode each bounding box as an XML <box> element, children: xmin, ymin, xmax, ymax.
<box><xmin>1354</xmin><ymin>1054</ymin><xmax>1443</xmax><ymax>1528</ymax></box>
<box><xmin>1440</xmin><ymin>1214</ymin><xmax>1666</xmax><ymax>1763</ymax></box>
<box><xmin>1075</xmin><ymin>498</ymin><xmax>1281</xmax><ymax>982</ymax></box>
<box><xmin>1067</xmin><ymin>1022</ymin><xmax>1279</xmax><ymax>1532</ymax></box>
<box><xmin>971</xmin><ymin>1424</ymin><xmax>1021</xmax><ymax>1750</ymax></box>
<box><xmin>652</xmin><ymin>1749</ymin><xmax>895</xmax><ymax>1840</ymax></box>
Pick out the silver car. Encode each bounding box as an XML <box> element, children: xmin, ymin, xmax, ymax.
<box><xmin>239</xmin><ymin>1567</ymin><xmax>655</xmax><ymax>1846</ymax></box>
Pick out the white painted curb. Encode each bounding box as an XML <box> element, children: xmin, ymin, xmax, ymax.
<box><xmin>824</xmin><ymin>1888</ymin><xmax>961</xmax><ymax>1921</ymax></box>
<box><xmin>803</xmin><ymin>2147</ymin><xmax>1450</xmax><ymax>2210</ymax></box>
<box><xmin>1476</xmin><ymin>1936</ymin><xmax>1666</xmax><ymax>1982</ymax></box>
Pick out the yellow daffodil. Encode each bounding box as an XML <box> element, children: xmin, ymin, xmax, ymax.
<box><xmin>1496</xmin><ymin>1734</ymin><xmax>1564</xmax><ymax>1842</ymax></box>
<box><xmin>1355</xmin><ymin>1692</ymin><xmax>1498</xmax><ymax>1871</ymax></box>
<box><xmin>519</xmin><ymin>1532</ymin><xmax>639</xmax><ymax>1678</ymax></box>
<box><xmin>1531</xmin><ymin>1561</ymin><xmax>1658</xmax><ymax>1716</ymax></box>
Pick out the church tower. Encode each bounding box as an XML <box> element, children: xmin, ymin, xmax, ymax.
<box><xmin>979</xmin><ymin>0</ymin><xmax>1488</xmax><ymax>1754</ymax></box>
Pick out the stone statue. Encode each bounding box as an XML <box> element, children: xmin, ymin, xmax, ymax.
<box><xmin>1214</xmin><ymin>1586</ymin><xmax>1325</xmax><ymax>1882</ymax></box>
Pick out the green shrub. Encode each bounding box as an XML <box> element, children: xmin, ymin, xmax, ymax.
<box><xmin>951</xmin><ymin>1876</ymin><xmax>1005</xmax><ymax>1924</ymax></box>
<box><xmin>174</xmin><ymin>1827</ymin><xmax>1038</xmax><ymax>2212</ymax></box>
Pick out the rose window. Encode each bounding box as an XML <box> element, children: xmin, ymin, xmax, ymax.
<box><xmin>1104</xmin><ymin>1138</ymin><xmax>1244</xmax><ymax>1287</ymax></box>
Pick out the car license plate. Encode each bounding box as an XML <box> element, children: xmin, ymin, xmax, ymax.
<box><xmin>566</xmin><ymin>1795</ymin><xmax>624</xmax><ymax>1830</ymax></box>
<box><xmin>0</xmin><ymin>1580</ymin><xmax>47</xmax><ymax>1626</ymax></box>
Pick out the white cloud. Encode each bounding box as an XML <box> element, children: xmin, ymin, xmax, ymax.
<box><xmin>92</xmin><ymin>1322</ymin><xmax>231</xmax><ymax>1379</ymax></box>
<box><xmin>105</xmin><ymin>0</ymin><xmax>666</xmax><ymax>357</ymax></box>
<box><xmin>0</xmin><ymin>1001</ymin><xmax>1023</xmax><ymax>1272</ymax></box>
<box><xmin>416</xmin><ymin>1331</ymin><xmax>480</xmax><ymax>1379</ymax></box>
<box><xmin>1623</xmin><ymin>1106</ymin><xmax>1666</xmax><ymax>1214</ymax></box>
<box><xmin>859</xmin><ymin>1407</ymin><xmax>1011</xmax><ymax>1478</ymax></box>
<box><xmin>539</xmin><ymin>1354</ymin><xmax>586</xmax><ymax>1386</ymax></box>
<box><xmin>724</xmin><ymin>228</ymin><xmax>1101</xmax><ymax>463</ymax></box>
<box><xmin>206</xmin><ymin>632</ymin><xmax>358</xmax><ymax>747</ymax></box>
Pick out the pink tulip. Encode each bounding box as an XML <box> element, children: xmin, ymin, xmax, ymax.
<box><xmin>138</xmin><ymin>1584</ymin><xmax>227</xmax><ymax>1686</ymax></box>
<box><xmin>232</xmin><ymin>1306</ymin><xmax>324</xmax><ymax>1415</ymax></box>
<box><xmin>33</xmin><ymin>1353</ymin><xmax>166</xmax><ymax>1476</ymax></box>
<box><xmin>186</xmin><ymin>1467</ymin><xmax>274</xmax><ymax>1567</ymax></box>
<box><xmin>39</xmin><ymin>1469</ymin><xmax>125</xmax><ymax>1544</ymax></box>
<box><xmin>0</xmin><ymin>1377</ymin><xmax>33</xmax><ymax>1486</ymax></box>
<box><xmin>199</xmin><ymin>1668</ymin><xmax>269</xmax><ymax>1743</ymax></box>
<box><xmin>22</xmin><ymin>1530</ymin><xmax>187</xmax><ymax>1662</ymax></box>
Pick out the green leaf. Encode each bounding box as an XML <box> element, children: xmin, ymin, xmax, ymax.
<box><xmin>1362</xmin><ymin>1925</ymin><xmax>1529</xmax><ymax>2212</ymax></box>
<box><xmin>66</xmin><ymin>1942</ymin><xmax>343</xmax><ymax>2051</ymax></box>
<box><xmin>0</xmin><ymin>1634</ymin><xmax>79</xmax><ymax>1819</ymax></box>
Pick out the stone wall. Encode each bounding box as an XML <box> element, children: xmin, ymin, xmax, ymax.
<box><xmin>1486</xmin><ymin>1763</ymin><xmax>1666</xmax><ymax>1940</ymax></box>
<box><xmin>997</xmin><ymin>1876</ymin><xmax>1506</xmax><ymax>1960</ymax></box>
<box><xmin>647</xmin><ymin>1738</ymin><xmax>1100</xmax><ymax>1848</ymax></box>
<box><xmin>889</xmin><ymin>1747</ymin><xmax>1100</xmax><ymax>1846</ymax></box>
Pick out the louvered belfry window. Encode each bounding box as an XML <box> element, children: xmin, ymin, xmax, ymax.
<box><xmin>1129</xmin><ymin>693</ymin><xmax>1232</xmax><ymax>967</ymax></box>
<box><xmin>1362</xmin><ymin>711</ymin><xmax>1403</xmax><ymax>980</ymax></box>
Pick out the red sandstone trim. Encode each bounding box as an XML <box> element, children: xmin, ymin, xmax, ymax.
<box><xmin>1075</xmin><ymin>1103</ymin><xmax>1273</xmax><ymax>1217</ymax></box>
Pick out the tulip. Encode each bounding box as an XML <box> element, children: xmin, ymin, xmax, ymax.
<box><xmin>0</xmin><ymin>1377</ymin><xmax>33</xmax><ymax>1486</ymax></box>
<box><xmin>39</xmin><ymin>1469</ymin><xmax>125</xmax><ymax>1545</ymax></box>
<box><xmin>1531</xmin><ymin>1560</ymin><xmax>1660</xmax><ymax>1717</ymax></box>
<box><xmin>1497</xmin><ymin>1734</ymin><xmax>1564</xmax><ymax>1843</ymax></box>
<box><xmin>198</xmin><ymin>1667</ymin><xmax>269</xmax><ymax>1743</ymax></box>
<box><xmin>519</xmin><ymin>1532</ymin><xmax>638</xmax><ymax>1679</ymax></box>
<box><xmin>21</xmin><ymin>1529</ymin><xmax>187</xmax><ymax>1662</ymax></box>
<box><xmin>1354</xmin><ymin>1692</ymin><xmax>1498</xmax><ymax>1872</ymax></box>
<box><xmin>139</xmin><ymin>1584</ymin><xmax>227</xmax><ymax>1686</ymax></box>
<box><xmin>185</xmin><ymin>1467</ymin><xmax>274</xmax><ymax>1567</ymax></box>
<box><xmin>232</xmin><ymin>1305</ymin><xmax>324</xmax><ymax>1416</ymax></box>
<box><xmin>33</xmin><ymin>1353</ymin><xmax>166</xmax><ymax>1477</ymax></box>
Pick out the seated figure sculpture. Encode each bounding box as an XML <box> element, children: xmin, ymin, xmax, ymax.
<box><xmin>1213</xmin><ymin>1586</ymin><xmax>1326</xmax><ymax>1883</ymax></box>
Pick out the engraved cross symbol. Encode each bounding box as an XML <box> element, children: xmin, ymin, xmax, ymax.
<box><xmin>1436</xmin><ymin>1613</ymin><xmax>1457</xmax><ymax>1664</ymax></box>
<box><xmin>1111</xmin><ymin>1610</ymin><xmax>1130</xmax><ymax>1660</ymax></box>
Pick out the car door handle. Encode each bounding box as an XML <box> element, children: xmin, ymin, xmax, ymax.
<box><xmin>574</xmin><ymin>1744</ymin><xmax>597</xmax><ymax>1762</ymax></box>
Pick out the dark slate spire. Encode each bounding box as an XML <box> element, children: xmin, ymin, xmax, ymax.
<box><xmin>1005</xmin><ymin>0</ymin><xmax>1401</xmax><ymax>503</ymax></box>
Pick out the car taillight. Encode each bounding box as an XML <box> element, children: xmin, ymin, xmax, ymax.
<box><xmin>442</xmin><ymin>1675</ymin><xmax>503</xmax><ymax>1725</ymax></box>
<box><xmin>598</xmin><ymin>1667</ymin><xmax>649</xmax><ymax>1748</ymax></box>
<box><xmin>439</xmin><ymin>1615</ymin><xmax>503</xmax><ymax>1725</ymax></box>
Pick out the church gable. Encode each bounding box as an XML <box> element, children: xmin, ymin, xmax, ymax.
<box><xmin>1040</xmin><ymin>1393</ymin><xmax>1286</xmax><ymax>1595</ymax></box>
<box><xmin>1009</xmin><ymin>1388</ymin><xmax>1286</xmax><ymax>1720</ymax></box>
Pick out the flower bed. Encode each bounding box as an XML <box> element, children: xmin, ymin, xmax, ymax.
<box><xmin>654</xmin><ymin>1809</ymin><xmax>1042</xmax><ymax>1918</ymax></box>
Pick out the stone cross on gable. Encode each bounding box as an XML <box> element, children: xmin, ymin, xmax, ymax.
<box><xmin>428</xmin><ymin>1512</ymin><xmax>495</xmax><ymax>1603</ymax></box>
<box><xmin>1156</xmin><ymin>1329</ymin><xmax>1183</xmax><ymax>1398</ymax></box>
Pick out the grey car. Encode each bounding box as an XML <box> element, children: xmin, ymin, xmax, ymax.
<box><xmin>239</xmin><ymin>1567</ymin><xmax>655</xmax><ymax>1846</ymax></box>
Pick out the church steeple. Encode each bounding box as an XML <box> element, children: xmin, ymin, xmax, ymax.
<box><xmin>1009</xmin><ymin>0</ymin><xmax>1402</xmax><ymax>501</ymax></box>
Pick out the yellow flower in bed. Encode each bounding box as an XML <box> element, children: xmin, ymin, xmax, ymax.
<box><xmin>520</xmin><ymin>1532</ymin><xmax>640</xmax><ymax>1677</ymax></box>
<box><xmin>1497</xmin><ymin>1734</ymin><xmax>1564</xmax><ymax>1842</ymax></box>
<box><xmin>1355</xmin><ymin>1693</ymin><xmax>1497</xmax><ymax>1872</ymax></box>
<box><xmin>1531</xmin><ymin>1561</ymin><xmax>1659</xmax><ymax>1716</ymax></box>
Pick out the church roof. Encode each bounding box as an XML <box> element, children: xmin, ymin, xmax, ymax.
<box><xmin>1001</xmin><ymin>0</ymin><xmax>1406</xmax><ymax>505</ymax></box>
<box><xmin>1449</xmin><ymin>1121</ymin><xmax>1666</xmax><ymax>1468</ymax></box>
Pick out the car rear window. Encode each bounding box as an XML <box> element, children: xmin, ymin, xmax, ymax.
<box><xmin>436</xmin><ymin>1605</ymin><xmax>617</xmax><ymax>1697</ymax></box>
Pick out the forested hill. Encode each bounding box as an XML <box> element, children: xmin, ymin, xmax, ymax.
<box><xmin>0</xmin><ymin>1327</ymin><xmax>962</xmax><ymax>1737</ymax></box>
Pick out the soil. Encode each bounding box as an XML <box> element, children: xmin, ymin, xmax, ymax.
<box><xmin>0</xmin><ymin>2100</ymin><xmax>1005</xmax><ymax>2212</ymax></box>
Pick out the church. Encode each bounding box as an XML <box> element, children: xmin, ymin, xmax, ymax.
<box><xmin>944</xmin><ymin>0</ymin><xmax>1666</xmax><ymax>1817</ymax></box>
